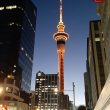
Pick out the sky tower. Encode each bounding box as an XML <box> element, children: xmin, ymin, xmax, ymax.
<box><xmin>53</xmin><ymin>0</ymin><xmax>69</xmax><ymax>93</ymax></box>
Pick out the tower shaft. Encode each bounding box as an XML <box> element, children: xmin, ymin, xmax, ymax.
<box><xmin>57</xmin><ymin>44</ymin><xmax>65</xmax><ymax>93</ymax></box>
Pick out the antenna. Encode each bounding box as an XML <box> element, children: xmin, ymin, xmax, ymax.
<box><xmin>60</xmin><ymin>0</ymin><xmax>63</xmax><ymax>23</ymax></box>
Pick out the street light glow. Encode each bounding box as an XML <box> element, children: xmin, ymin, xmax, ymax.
<box><xmin>0</xmin><ymin>87</ymin><xmax>3</xmax><ymax>94</ymax></box>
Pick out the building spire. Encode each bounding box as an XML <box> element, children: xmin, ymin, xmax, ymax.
<box><xmin>57</xmin><ymin>0</ymin><xmax>65</xmax><ymax>32</ymax></box>
<box><xmin>60</xmin><ymin>0</ymin><xmax>63</xmax><ymax>23</ymax></box>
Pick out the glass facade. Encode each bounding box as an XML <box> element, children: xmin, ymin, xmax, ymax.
<box><xmin>0</xmin><ymin>0</ymin><xmax>37</xmax><ymax>92</ymax></box>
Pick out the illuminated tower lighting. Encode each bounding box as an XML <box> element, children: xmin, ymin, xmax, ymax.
<box><xmin>53</xmin><ymin>0</ymin><xmax>69</xmax><ymax>93</ymax></box>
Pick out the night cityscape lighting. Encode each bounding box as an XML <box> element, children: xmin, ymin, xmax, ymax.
<box><xmin>0</xmin><ymin>0</ymin><xmax>110</xmax><ymax>110</ymax></box>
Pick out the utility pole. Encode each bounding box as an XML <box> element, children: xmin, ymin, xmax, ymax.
<box><xmin>73</xmin><ymin>82</ymin><xmax>75</xmax><ymax>110</ymax></box>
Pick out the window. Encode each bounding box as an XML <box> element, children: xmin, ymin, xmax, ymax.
<box><xmin>0</xmin><ymin>7</ymin><xmax>4</xmax><ymax>10</ymax></box>
<box><xmin>6</xmin><ymin>5</ymin><xmax>17</xmax><ymax>10</ymax></box>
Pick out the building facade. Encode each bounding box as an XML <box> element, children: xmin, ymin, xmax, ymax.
<box><xmin>85</xmin><ymin>20</ymin><xmax>106</xmax><ymax>109</ymax></box>
<box><xmin>0</xmin><ymin>0</ymin><xmax>37</xmax><ymax>92</ymax></box>
<box><xmin>35</xmin><ymin>71</ymin><xmax>58</xmax><ymax>110</ymax></box>
<box><xmin>94</xmin><ymin>1</ymin><xmax>110</xmax><ymax>109</ymax></box>
<box><xmin>58</xmin><ymin>93</ymin><xmax>69</xmax><ymax>110</ymax></box>
<box><xmin>84</xmin><ymin>38</ymin><xmax>93</xmax><ymax>110</ymax></box>
<box><xmin>0</xmin><ymin>75</ymin><xmax>23</xmax><ymax>101</ymax></box>
<box><xmin>84</xmin><ymin>72</ymin><xmax>92</xmax><ymax>110</ymax></box>
<box><xmin>0</xmin><ymin>75</ymin><xmax>29</xmax><ymax>110</ymax></box>
<box><xmin>97</xmin><ymin>0</ymin><xmax>110</xmax><ymax>79</ymax></box>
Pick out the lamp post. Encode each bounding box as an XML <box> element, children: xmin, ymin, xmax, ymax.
<box><xmin>73</xmin><ymin>82</ymin><xmax>75</xmax><ymax>107</ymax></box>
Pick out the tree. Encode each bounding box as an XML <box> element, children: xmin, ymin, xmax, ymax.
<box><xmin>77</xmin><ymin>105</ymin><xmax>86</xmax><ymax>110</ymax></box>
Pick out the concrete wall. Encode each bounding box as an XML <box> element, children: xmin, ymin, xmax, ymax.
<box><xmin>94</xmin><ymin>74</ymin><xmax>110</xmax><ymax>110</ymax></box>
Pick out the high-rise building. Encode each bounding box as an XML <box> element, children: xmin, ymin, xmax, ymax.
<box><xmin>35</xmin><ymin>71</ymin><xmax>58</xmax><ymax>110</ymax></box>
<box><xmin>0</xmin><ymin>0</ymin><xmax>37</xmax><ymax>92</ymax></box>
<box><xmin>85</xmin><ymin>20</ymin><xmax>106</xmax><ymax>109</ymax></box>
<box><xmin>87</xmin><ymin>36</ymin><xmax>97</xmax><ymax>109</ymax></box>
<box><xmin>84</xmin><ymin>38</ymin><xmax>94</xmax><ymax>110</ymax></box>
<box><xmin>93</xmin><ymin>2</ymin><xmax>110</xmax><ymax>109</ymax></box>
<box><xmin>53</xmin><ymin>0</ymin><xmax>69</xmax><ymax>93</ymax></box>
<box><xmin>97</xmin><ymin>1</ymin><xmax>110</xmax><ymax>79</ymax></box>
<box><xmin>84</xmin><ymin>71</ymin><xmax>92</xmax><ymax>110</ymax></box>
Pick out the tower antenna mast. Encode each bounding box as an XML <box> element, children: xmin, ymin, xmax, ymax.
<box><xmin>60</xmin><ymin>0</ymin><xmax>63</xmax><ymax>23</ymax></box>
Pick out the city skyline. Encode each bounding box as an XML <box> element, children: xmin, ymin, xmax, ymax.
<box><xmin>32</xmin><ymin>0</ymin><xmax>100</xmax><ymax>106</ymax></box>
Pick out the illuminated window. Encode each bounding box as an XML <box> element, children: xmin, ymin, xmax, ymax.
<box><xmin>0</xmin><ymin>7</ymin><xmax>4</xmax><ymax>10</ymax></box>
<box><xmin>6</xmin><ymin>87</ymin><xmax>12</xmax><ymax>93</ymax></box>
<box><xmin>95</xmin><ymin>38</ymin><xmax>100</xmax><ymax>41</ymax></box>
<box><xmin>25</xmin><ymin>53</ymin><xmax>28</xmax><ymax>56</ymax></box>
<box><xmin>6</xmin><ymin>5</ymin><xmax>17</xmax><ymax>10</ymax></box>
<box><xmin>38</xmin><ymin>72</ymin><xmax>42</xmax><ymax>76</ymax></box>
<box><xmin>13</xmin><ymin>69</ymin><xmax>16</xmax><ymax>73</ymax></box>
<box><xmin>21</xmin><ymin>47</ymin><xmax>24</xmax><ymax>51</ymax></box>
<box><xmin>14</xmin><ymin>65</ymin><xmax>16</xmax><ymax>68</ymax></box>
<box><xmin>22</xmin><ymin>27</ymin><xmax>24</xmax><ymax>30</ymax></box>
<box><xmin>0</xmin><ymin>87</ymin><xmax>3</xmax><ymax>94</ymax></box>
<box><xmin>9</xmin><ymin>22</ymin><xmax>23</xmax><ymax>28</ymax></box>
<box><xmin>9</xmin><ymin>22</ymin><xmax>14</xmax><ymax>26</ymax></box>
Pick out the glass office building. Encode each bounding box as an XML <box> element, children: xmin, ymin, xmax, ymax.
<box><xmin>0</xmin><ymin>0</ymin><xmax>37</xmax><ymax>92</ymax></box>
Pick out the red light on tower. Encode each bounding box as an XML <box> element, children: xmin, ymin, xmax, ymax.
<box><xmin>93</xmin><ymin>0</ymin><xmax>105</xmax><ymax>3</ymax></box>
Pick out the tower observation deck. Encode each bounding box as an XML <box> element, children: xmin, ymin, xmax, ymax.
<box><xmin>53</xmin><ymin>0</ymin><xmax>69</xmax><ymax>93</ymax></box>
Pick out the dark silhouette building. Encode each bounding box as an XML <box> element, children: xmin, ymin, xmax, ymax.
<box><xmin>58</xmin><ymin>93</ymin><xmax>69</xmax><ymax>110</ymax></box>
<box><xmin>84</xmin><ymin>71</ymin><xmax>92</xmax><ymax>110</ymax></box>
<box><xmin>84</xmin><ymin>20</ymin><xmax>106</xmax><ymax>109</ymax></box>
<box><xmin>0</xmin><ymin>0</ymin><xmax>37</xmax><ymax>92</ymax></box>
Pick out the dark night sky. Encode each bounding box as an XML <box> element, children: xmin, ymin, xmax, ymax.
<box><xmin>31</xmin><ymin>0</ymin><xmax>100</xmax><ymax>106</ymax></box>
